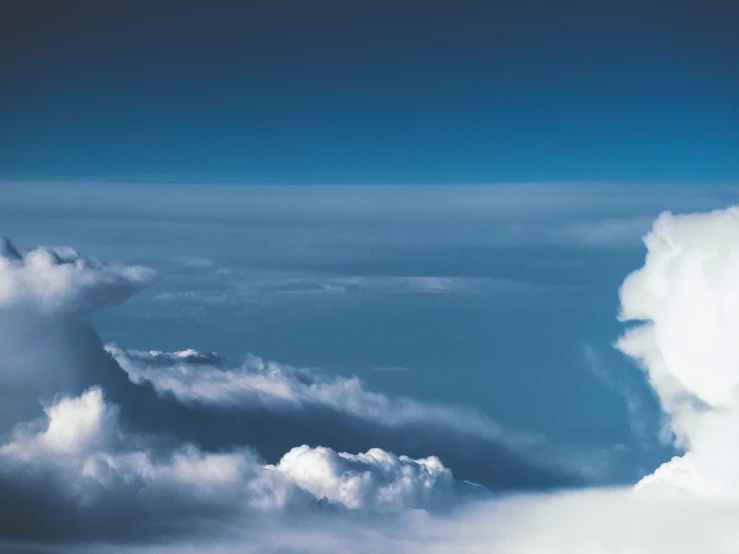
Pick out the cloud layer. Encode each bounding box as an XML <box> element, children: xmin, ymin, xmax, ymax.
<box><xmin>109</xmin><ymin>345</ymin><xmax>500</xmax><ymax>436</ymax></box>
<box><xmin>0</xmin><ymin>236</ymin><xmax>572</xmax><ymax>543</ymax></box>
<box><xmin>104</xmin><ymin>344</ymin><xmax>587</xmax><ymax>491</ymax></box>
<box><xmin>7</xmin><ymin>201</ymin><xmax>739</xmax><ymax>554</ymax></box>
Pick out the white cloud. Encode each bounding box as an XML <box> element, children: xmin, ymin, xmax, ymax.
<box><xmin>13</xmin><ymin>208</ymin><xmax>739</xmax><ymax>553</ymax></box>
<box><xmin>0</xmin><ymin>387</ymin><xmax>119</xmax><ymax>458</ymax></box>
<box><xmin>0</xmin><ymin>238</ymin><xmax>158</xmax><ymax>433</ymax></box>
<box><xmin>0</xmin><ymin>235</ymin><xmax>582</xmax><ymax>503</ymax></box>
<box><xmin>0</xmin><ymin>237</ymin><xmax>156</xmax><ymax>314</ymax></box>
<box><xmin>0</xmin><ymin>387</ymin><xmax>459</xmax><ymax>534</ymax></box>
<box><xmin>272</xmin><ymin>445</ymin><xmax>454</xmax><ymax>511</ymax></box>
<box><xmin>616</xmin><ymin>207</ymin><xmax>739</xmax><ymax>497</ymax></box>
<box><xmin>0</xmin><ymin>235</ymin><xmax>581</xmax><ymax>544</ymax></box>
<box><xmin>108</xmin><ymin>346</ymin><xmax>598</xmax><ymax>484</ymax></box>
<box><xmin>107</xmin><ymin>346</ymin><xmax>504</xmax><ymax>440</ymax></box>
<box><xmin>26</xmin><ymin>488</ymin><xmax>739</xmax><ymax>554</ymax></box>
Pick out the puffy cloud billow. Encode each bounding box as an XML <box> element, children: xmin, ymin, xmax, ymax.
<box><xmin>618</xmin><ymin>208</ymin><xmax>739</xmax><ymax>498</ymax></box>
<box><xmin>7</xmin><ymin>204</ymin><xmax>739</xmax><ymax>554</ymax></box>
<box><xmin>0</xmin><ymin>385</ymin><xmax>457</xmax><ymax>540</ymax></box>
<box><xmin>0</xmin><ymin>237</ymin><xmax>156</xmax><ymax>314</ymax></box>
<box><xmin>0</xmin><ymin>236</ymin><xmax>529</xmax><ymax>543</ymax></box>
<box><xmin>0</xmin><ymin>239</ymin><xmax>157</xmax><ymax>435</ymax></box>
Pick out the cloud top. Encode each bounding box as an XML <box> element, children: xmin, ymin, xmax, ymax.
<box><xmin>0</xmin><ymin>237</ymin><xmax>156</xmax><ymax>314</ymax></box>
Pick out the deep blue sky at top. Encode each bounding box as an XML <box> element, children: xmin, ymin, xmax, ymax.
<box><xmin>1</xmin><ymin>0</ymin><xmax>737</xmax><ymax>184</ymax></box>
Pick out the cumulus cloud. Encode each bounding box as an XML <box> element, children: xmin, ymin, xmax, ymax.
<box><xmin>616</xmin><ymin>208</ymin><xmax>739</xmax><ymax>497</ymax></box>
<box><xmin>15</xmin><ymin>206</ymin><xmax>739</xmax><ymax>554</ymax></box>
<box><xmin>0</xmin><ymin>387</ymin><xmax>459</xmax><ymax>540</ymax></box>
<box><xmin>272</xmin><ymin>445</ymin><xmax>454</xmax><ymax>511</ymax></box>
<box><xmin>0</xmin><ymin>237</ymin><xmax>156</xmax><ymax>314</ymax></box>
<box><xmin>0</xmin><ymin>235</ymin><xmax>574</xmax><ymax>543</ymax></box>
<box><xmin>1</xmin><ymin>387</ymin><xmax>120</xmax><ymax>458</ymax></box>
<box><xmin>0</xmin><ymin>238</ymin><xmax>158</xmax><ymax>434</ymax></box>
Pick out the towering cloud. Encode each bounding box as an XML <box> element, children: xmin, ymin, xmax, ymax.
<box><xmin>0</xmin><ymin>237</ymin><xmax>156</xmax><ymax>313</ymax></box>
<box><xmin>618</xmin><ymin>208</ymin><xmax>739</xmax><ymax>497</ymax></box>
<box><xmin>0</xmin><ymin>238</ymin><xmax>157</xmax><ymax>433</ymax></box>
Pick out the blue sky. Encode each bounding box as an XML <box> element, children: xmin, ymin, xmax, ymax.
<box><xmin>2</xmin><ymin>0</ymin><xmax>738</xmax><ymax>183</ymax></box>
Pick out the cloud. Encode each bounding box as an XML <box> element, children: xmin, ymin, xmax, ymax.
<box><xmin>151</xmin><ymin>273</ymin><xmax>538</xmax><ymax>307</ymax></box>
<box><xmin>371</xmin><ymin>365</ymin><xmax>414</xmax><ymax>372</ymax></box>
<box><xmin>179</xmin><ymin>256</ymin><xmax>215</xmax><ymax>268</ymax></box>
<box><xmin>0</xmin><ymin>238</ymin><xmax>157</xmax><ymax>434</ymax></box>
<box><xmin>0</xmin><ymin>235</ymin><xmax>588</xmax><ymax>546</ymax></box>
<box><xmin>0</xmin><ymin>237</ymin><xmax>156</xmax><ymax>314</ymax></box>
<box><xmin>0</xmin><ymin>387</ymin><xmax>460</xmax><ymax>540</ymax></box>
<box><xmin>17</xmin><ymin>206</ymin><xmax>739</xmax><ymax>553</ymax></box>
<box><xmin>108</xmin><ymin>346</ymin><xmax>499</xmax><ymax>436</ymax></box>
<box><xmin>580</xmin><ymin>343</ymin><xmax>653</xmax><ymax>447</ymax></box>
<box><xmin>272</xmin><ymin>445</ymin><xmax>454</xmax><ymax>512</ymax></box>
<box><xmin>12</xmin><ymin>487</ymin><xmax>739</xmax><ymax>554</ymax></box>
<box><xmin>1</xmin><ymin>387</ymin><xmax>120</xmax><ymax>458</ymax></box>
<box><xmin>556</xmin><ymin>215</ymin><xmax>656</xmax><ymax>247</ymax></box>
<box><xmin>105</xmin><ymin>345</ymin><xmax>588</xmax><ymax>490</ymax></box>
<box><xmin>616</xmin><ymin>207</ymin><xmax>739</xmax><ymax>497</ymax></box>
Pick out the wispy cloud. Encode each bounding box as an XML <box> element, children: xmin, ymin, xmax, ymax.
<box><xmin>371</xmin><ymin>366</ymin><xmax>415</xmax><ymax>373</ymax></box>
<box><xmin>580</xmin><ymin>343</ymin><xmax>653</xmax><ymax>448</ymax></box>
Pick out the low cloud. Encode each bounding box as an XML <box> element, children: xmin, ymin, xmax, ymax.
<box><xmin>105</xmin><ymin>345</ymin><xmax>580</xmax><ymax>491</ymax></box>
<box><xmin>7</xmin><ymin>201</ymin><xmax>739</xmax><ymax>554</ymax></box>
<box><xmin>0</xmin><ymin>387</ymin><xmax>459</xmax><ymax>540</ymax></box>
<box><xmin>0</xmin><ymin>235</ymin><xmax>579</xmax><ymax>544</ymax></box>
<box><xmin>108</xmin><ymin>346</ymin><xmax>499</xmax><ymax>437</ymax></box>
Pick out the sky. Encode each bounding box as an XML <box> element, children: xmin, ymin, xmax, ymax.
<box><xmin>2</xmin><ymin>0</ymin><xmax>738</xmax><ymax>183</ymax></box>
<box><xmin>3</xmin><ymin>1</ymin><xmax>739</xmax><ymax>553</ymax></box>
